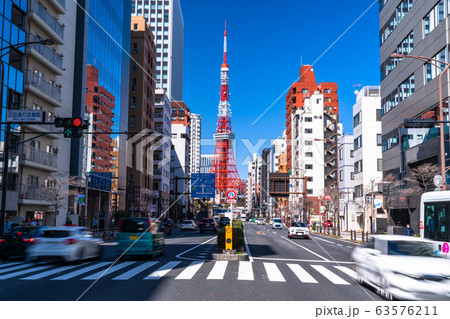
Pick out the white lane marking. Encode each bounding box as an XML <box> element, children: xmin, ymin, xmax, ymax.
<box><xmin>287</xmin><ymin>264</ymin><xmax>318</xmax><ymax>283</ymax></box>
<box><xmin>0</xmin><ymin>265</ymin><xmax>52</xmax><ymax>279</ymax></box>
<box><xmin>52</xmin><ymin>262</ymin><xmax>111</xmax><ymax>280</ymax></box>
<box><xmin>144</xmin><ymin>261</ymin><xmax>181</xmax><ymax>280</ymax></box>
<box><xmin>207</xmin><ymin>261</ymin><xmax>228</xmax><ymax>280</ymax></box>
<box><xmin>252</xmin><ymin>257</ymin><xmax>354</xmax><ymax>264</ymax></box>
<box><xmin>21</xmin><ymin>265</ymin><xmax>80</xmax><ymax>280</ymax></box>
<box><xmin>336</xmin><ymin>244</ymin><xmax>343</xmax><ymax>247</ymax></box>
<box><xmin>272</xmin><ymin>232</ymin><xmax>277</xmax><ymax>235</ymax></box>
<box><xmin>82</xmin><ymin>262</ymin><xmax>136</xmax><ymax>280</ymax></box>
<box><xmin>243</xmin><ymin>228</ymin><xmax>254</xmax><ymax>263</ymax></box>
<box><xmin>314</xmin><ymin>237</ymin><xmax>335</xmax><ymax>244</ymax></box>
<box><xmin>281</xmin><ymin>236</ymin><xmax>330</xmax><ymax>261</ymax></box>
<box><xmin>113</xmin><ymin>262</ymin><xmax>159</xmax><ymax>280</ymax></box>
<box><xmin>238</xmin><ymin>261</ymin><xmax>254</xmax><ymax>281</ymax></box>
<box><xmin>263</xmin><ymin>262</ymin><xmax>285</xmax><ymax>282</ymax></box>
<box><xmin>101</xmin><ymin>242</ymin><xmax>118</xmax><ymax>246</ymax></box>
<box><xmin>0</xmin><ymin>263</ymin><xmax>35</xmax><ymax>274</ymax></box>
<box><xmin>346</xmin><ymin>246</ymin><xmax>354</xmax><ymax>248</ymax></box>
<box><xmin>175</xmin><ymin>261</ymin><xmax>204</xmax><ymax>280</ymax></box>
<box><xmin>0</xmin><ymin>262</ymin><xmax>22</xmax><ymax>269</ymax></box>
<box><xmin>311</xmin><ymin>265</ymin><xmax>350</xmax><ymax>285</ymax></box>
<box><xmin>334</xmin><ymin>266</ymin><xmax>358</xmax><ymax>279</ymax></box>
<box><xmin>175</xmin><ymin>237</ymin><xmax>216</xmax><ymax>260</ymax></box>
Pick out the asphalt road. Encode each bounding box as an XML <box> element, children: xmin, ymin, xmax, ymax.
<box><xmin>0</xmin><ymin>223</ymin><xmax>381</xmax><ymax>301</ymax></box>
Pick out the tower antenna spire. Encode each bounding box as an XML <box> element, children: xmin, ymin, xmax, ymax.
<box><xmin>223</xmin><ymin>21</ymin><xmax>228</xmax><ymax>67</ymax></box>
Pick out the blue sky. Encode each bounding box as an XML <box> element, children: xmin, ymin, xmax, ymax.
<box><xmin>182</xmin><ymin>0</ymin><xmax>381</xmax><ymax>178</ymax></box>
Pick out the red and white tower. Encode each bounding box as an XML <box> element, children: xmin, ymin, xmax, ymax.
<box><xmin>210</xmin><ymin>25</ymin><xmax>246</xmax><ymax>198</ymax></box>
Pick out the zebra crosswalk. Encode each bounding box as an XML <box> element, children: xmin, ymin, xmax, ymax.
<box><xmin>0</xmin><ymin>260</ymin><xmax>358</xmax><ymax>285</ymax></box>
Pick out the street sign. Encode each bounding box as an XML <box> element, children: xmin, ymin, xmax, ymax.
<box><xmin>227</xmin><ymin>189</ymin><xmax>237</xmax><ymax>203</ymax></box>
<box><xmin>325</xmin><ymin>195</ymin><xmax>331</xmax><ymax>201</ymax></box>
<box><xmin>6</xmin><ymin>110</ymin><xmax>43</xmax><ymax>123</ymax></box>
<box><xmin>191</xmin><ymin>173</ymin><xmax>216</xmax><ymax>198</ymax></box>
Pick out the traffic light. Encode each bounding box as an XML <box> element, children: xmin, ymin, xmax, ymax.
<box><xmin>225</xmin><ymin>226</ymin><xmax>233</xmax><ymax>250</ymax></box>
<box><xmin>54</xmin><ymin>117</ymin><xmax>89</xmax><ymax>138</ymax></box>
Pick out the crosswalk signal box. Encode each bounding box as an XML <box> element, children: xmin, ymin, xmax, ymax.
<box><xmin>225</xmin><ymin>226</ymin><xmax>232</xmax><ymax>250</ymax></box>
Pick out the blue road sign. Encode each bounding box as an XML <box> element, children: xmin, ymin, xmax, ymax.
<box><xmin>191</xmin><ymin>173</ymin><xmax>216</xmax><ymax>198</ymax></box>
<box><xmin>6</xmin><ymin>110</ymin><xmax>43</xmax><ymax>123</ymax></box>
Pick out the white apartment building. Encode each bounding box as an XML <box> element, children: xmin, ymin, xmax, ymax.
<box><xmin>338</xmin><ymin>133</ymin><xmax>356</xmax><ymax>231</ymax></box>
<box><xmin>200</xmin><ymin>154</ymin><xmax>214</xmax><ymax>174</ymax></box>
<box><xmin>17</xmin><ymin>0</ymin><xmax>77</xmax><ymax>226</ymax></box>
<box><xmin>170</xmin><ymin>122</ymin><xmax>189</xmax><ymax>210</ymax></box>
<box><xmin>352</xmin><ymin>86</ymin><xmax>383</xmax><ymax>232</ymax></box>
<box><xmin>271</xmin><ymin>130</ymin><xmax>286</xmax><ymax>172</ymax></box>
<box><xmin>131</xmin><ymin>0</ymin><xmax>184</xmax><ymax>100</ymax></box>
<box><xmin>291</xmin><ymin>92</ymin><xmax>325</xmax><ymax>220</ymax></box>
<box><xmin>189</xmin><ymin>113</ymin><xmax>201</xmax><ymax>174</ymax></box>
<box><xmin>153</xmin><ymin>88</ymin><xmax>172</xmax><ymax>215</ymax></box>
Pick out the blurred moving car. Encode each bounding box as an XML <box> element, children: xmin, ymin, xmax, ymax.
<box><xmin>117</xmin><ymin>218</ymin><xmax>164</xmax><ymax>258</ymax></box>
<box><xmin>219</xmin><ymin>217</ymin><xmax>230</xmax><ymax>228</ymax></box>
<box><xmin>180</xmin><ymin>220</ymin><xmax>197</xmax><ymax>231</ymax></box>
<box><xmin>0</xmin><ymin>226</ymin><xmax>49</xmax><ymax>260</ymax></box>
<box><xmin>27</xmin><ymin>227</ymin><xmax>103</xmax><ymax>262</ymax></box>
<box><xmin>351</xmin><ymin>235</ymin><xmax>450</xmax><ymax>300</ymax></box>
<box><xmin>288</xmin><ymin>222</ymin><xmax>309</xmax><ymax>239</ymax></box>
<box><xmin>199</xmin><ymin>218</ymin><xmax>218</xmax><ymax>233</ymax></box>
<box><xmin>272</xmin><ymin>218</ymin><xmax>283</xmax><ymax>229</ymax></box>
<box><xmin>324</xmin><ymin>220</ymin><xmax>333</xmax><ymax>227</ymax></box>
<box><xmin>257</xmin><ymin>218</ymin><xmax>265</xmax><ymax>225</ymax></box>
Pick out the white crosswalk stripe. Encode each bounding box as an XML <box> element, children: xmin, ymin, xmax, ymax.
<box><xmin>334</xmin><ymin>266</ymin><xmax>357</xmax><ymax>279</ymax></box>
<box><xmin>263</xmin><ymin>262</ymin><xmax>285</xmax><ymax>282</ymax></box>
<box><xmin>113</xmin><ymin>262</ymin><xmax>159</xmax><ymax>280</ymax></box>
<box><xmin>207</xmin><ymin>261</ymin><xmax>228</xmax><ymax>280</ymax></box>
<box><xmin>311</xmin><ymin>265</ymin><xmax>351</xmax><ymax>285</ymax></box>
<box><xmin>0</xmin><ymin>262</ymin><xmax>22</xmax><ymax>269</ymax></box>
<box><xmin>82</xmin><ymin>262</ymin><xmax>136</xmax><ymax>280</ymax></box>
<box><xmin>175</xmin><ymin>261</ymin><xmax>204</xmax><ymax>280</ymax></box>
<box><xmin>238</xmin><ymin>261</ymin><xmax>254</xmax><ymax>281</ymax></box>
<box><xmin>21</xmin><ymin>265</ymin><xmax>80</xmax><ymax>280</ymax></box>
<box><xmin>287</xmin><ymin>264</ymin><xmax>318</xmax><ymax>283</ymax></box>
<box><xmin>0</xmin><ymin>263</ymin><xmax>34</xmax><ymax>274</ymax></box>
<box><xmin>0</xmin><ymin>265</ymin><xmax>52</xmax><ymax>280</ymax></box>
<box><xmin>144</xmin><ymin>261</ymin><xmax>181</xmax><ymax>280</ymax></box>
<box><xmin>52</xmin><ymin>262</ymin><xmax>111</xmax><ymax>280</ymax></box>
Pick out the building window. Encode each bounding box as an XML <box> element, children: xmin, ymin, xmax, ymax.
<box><xmin>350</xmin><ymin>150</ymin><xmax>354</xmax><ymax>158</ymax></box>
<box><xmin>325</xmin><ymin>97</ymin><xmax>331</xmax><ymax>102</ymax></box>
<box><xmin>132</xmin><ymin>43</ymin><xmax>138</xmax><ymax>54</ymax></box>
<box><xmin>380</xmin><ymin>31</ymin><xmax>413</xmax><ymax>80</ymax></box>
<box><xmin>382</xmin><ymin>132</ymin><xmax>399</xmax><ymax>152</ymax></box>
<box><xmin>302</xmin><ymin>89</ymin><xmax>308</xmax><ymax>93</ymax></box>
<box><xmin>131</xmin><ymin>96</ymin><xmax>136</xmax><ymax>109</ymax></box>
<box><xmin>131</xmin><ymin>61</ymin><xmax>137</xmax><ymax>72</ymax></box>
<box><xmin>339</xmin><ymin>169</ymin><xmax>343</xmax><ymax>181</ymax></box>
<box><xmin>307</xmin><ymin>189</ymin><xmax>313</xmax><ymax>195</ymax></box>
<box><xmin>133</xmin><ymin>24</ymin><xmax>138</xmax><ymax>30</ymax></box>
<box><xmin>380</xmin><ymin>0</ymin><xmax>414</xmax><ymax>45</ymax></box>
<box><xmin>377</xmin><ymin>159</ymin><xmax>383</xmax><ymax>171</ymax></box>
<box><xmin>305</xmin><ymin>140</ymin><xmax>313</xmax><ymax>145</ymax></box>
<box><xmin>131</xmin><ymin>78</ymin><xmax>137</xmax><ymax>90</ymax></box>
<box><xmin>355</xmin><ymin>185</ymin><xmax>363</xmax><ymax>198</ymax></box>
<box><xmin>350</xmin><ymin>172</ymin><xmax>354</xmax><ymax>180</ymax></box>
<box><xmin>354</xmin><ymin>160</ymin><xmax>363</xmax><ymax>174</ymax></box>
<box><xmin>339</xmin><ymin>148</ymin><xmax>343</xmax><ymax>160</ymax></box>
<box><xmin>353</xmin><ymin>135</ymin><xmax>362</xmax><ymax>150</ymax></box>
<box><xmin>324</xmin><ymin>89</ymin><xmax>331</xmax><ymax>93</ymax></box>
<box><xmin>307</xmin><ymin>176</ymin><xmax>313</xmax><ymax>182</ymax></box>
<box><xmin>425</xmin><ymin>47</ymin><xmax>447</xmax><ymax>83</ymax></box>
<box><xmin>305</xmin><ymin>152</ymin><xmax>313</xmax><ymax>157</ymax></box>
<box><xmin>305</xmin><ymin>164</ymin><xmax>313</xmax><ymax>169</ymax></box>
<box><xmin>424</xmin><ymin>0</ymin><xmax>445</xmax><ymax>37</ymax></box>
<box><xmin>304</xmin><ymin>117</ymin><xmax>312</xmax><ymax>122</ymax></box>
<box><xmin>353</xmin><ymin>112</ymin><xmax>361</xmax><ymax>128</ymax></box>
<box><xmin>305</xmin><ymin>128</ymin><xmax>313</xmax><ymax>134</ymax></box>
<box><xmin>377</xmin><ymin>134</ymin><xmax>382</xmax><ymax>146</ymax></box>
<box><xmin>130</xmin><ymin>115</ymin><xmax>136</xmax><ymax>128</ymax></box>
<box><xmin>376</xmin><ymin>109</ymin><xmax>382</xmax><ymax>121</ymax></box>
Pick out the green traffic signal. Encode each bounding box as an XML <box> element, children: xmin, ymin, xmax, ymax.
<box><xmin>56</xmin><ymin>117</ymin><xmax>88</xmax><ymax>138</ymax></box>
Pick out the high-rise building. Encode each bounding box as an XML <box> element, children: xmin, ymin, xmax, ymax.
<box><xmin>353</xmin><ymin>86</ymin><xmax>383</xmax><ymax>232</ymax></box>
<box><xmin>380</xmin><ymin>0</ymin><xmax>448</xmax><ymax>229</ymax></box>
<box><xmin>200</xmin><ymin>154</ymin><xmax>214</xmax><ymax>174</ymax></box>
<box><xmin>127</xmin><ymin>16</ymin><xmax>156</xmax><ymax>217</ymax></box>
<box><xmin>190</xmin><ymin>113</ymin><xmax>201</xmax><ymax>174</ymax></box>
<box><xmin>271</xmin><ymin>131</ymin><xmax>286</xmax><ymax>173</ymax></box>
<box><xmin>71</xmin><ymin>0</ymin><xmax>131</xmax><ymax>228</ymax></box>
<box><xmin>131</xmin><ymin>0</ymin><xmax>184</xmax><ymax>100</ymax></box>
<box><xmin>170</xmin><ymin>101</ymin><xmax>190</xmax><ymax>215</ymax></box>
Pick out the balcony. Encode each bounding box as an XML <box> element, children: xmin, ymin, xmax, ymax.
<box><xmin>20</xmin><ymin>145</ymin><xmax>58</xmax><ymax>171</ymax></box>
<box><xmin>49</xmin><ymin>0</ymin><xmax>66</xmax><ymax>14</ymax></box>
<box><xmin>29</xmin><ymin>0</ymin><xmax>65</xmax><ymax>44</ymax></box>
<box><xmin>24</xmin><ymin>70</ymin><xmax>62</xmax><ymax>106</ymax></box>
<box><xmin>27</xmin><ymin>34</ymin><xmax>63</xmax><ymax>74</ymax></box>
<box><xmin>19</xmin><ymin>184</ymin><xmax>52</xmax><ymax>206</ymax></box>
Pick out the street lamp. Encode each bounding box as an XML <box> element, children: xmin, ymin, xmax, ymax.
<box><xmin>0</xmin><ymin>39</ymin><xmax>54</xmax><ymax>237</ymax></box>
<box><xmin>390</xmin><ymin>53</ymin><xmax>449</xmax><ymax>190</ymax></box>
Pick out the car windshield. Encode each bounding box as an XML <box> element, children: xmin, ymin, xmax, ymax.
<box><xmin>273</xmin><ymin>219</ymin><xmax>282</xmax><ymax>223</ymax></box>
<box><xmin>120</xmin><ymin>219</ymin><xmax>149</xmax><ymax>233</ymax></box>
<box><xmin>291</xmin><ymin>222</ymin><xmax>306</xmax><ymax>227</ymax></box>
<box><xmin>387</xmin><ymin>241</ymin><xmax>435</xmax><ymax>257</ymax></box>
<box><xmin>183</xmin><ymin>221</ymin><xmax>192</xmax><ymax>224</ymax></box>
<box><xmin>42</xmin><ymin>230</ymin><xmax>71</xmax><ymax>238</ymax></box>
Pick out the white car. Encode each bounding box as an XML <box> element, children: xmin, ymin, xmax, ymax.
<box><xmin>272</xmin><ymin>218</ymin><xmax>283</xmax><ymax>229</ymax></box>
<box><xmin>27</xmin><ymin>227</ymin><xmax>103</xmax><ymax>262</ymax></box>
<box><xmin>180</xmin><ymin>220</ymin><xmax>197</xmax><ymax>231</ymax></box>
<box><xmin>287</xmin><ymin>222</ymin><xmax>309</xmax><ymax>239</ymax></box>
<box><xmin>351</xmin><ymin>235</ymin><xmax>450</xmax><ymax>301</ymax></box>
<box><xmin>257</xmin><ymin>218</ymin><xmax>265</xmax><ymax>225</ymax></box>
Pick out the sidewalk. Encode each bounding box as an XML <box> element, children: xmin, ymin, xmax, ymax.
<box><xmin>311</xmin><ymin>229</ymin><xmax>368</xmax><ymax>243</ymax></box>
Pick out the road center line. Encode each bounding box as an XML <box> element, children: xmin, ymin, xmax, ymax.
<box><xmin>281</xmin><ymin>236</ymin><xmax>330</xmax><ymax>261</ymax></box>
<box><xmin>313</xmin><ymin>237</ymin><xmax>336</xmax><ymax>244</ymax></box>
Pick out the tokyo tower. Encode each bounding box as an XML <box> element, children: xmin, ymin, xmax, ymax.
<box><xmin>210</xmin><ymin>24</ymin><xmax>246</xmax><ymax>198</ymax></box>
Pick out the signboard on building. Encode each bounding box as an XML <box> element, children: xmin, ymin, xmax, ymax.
<box><xmin>6</xmin><ymin>110</ymin><xmax>44</xmax><ymax>123</ymax></box>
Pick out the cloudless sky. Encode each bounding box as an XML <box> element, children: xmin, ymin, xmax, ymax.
<box><xmin>182</xmin><ymin>0</ymin><xmax>380</xmax><ymax>178</ymax></box>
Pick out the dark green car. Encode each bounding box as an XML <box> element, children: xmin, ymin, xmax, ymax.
<box><xmin>117</xmin><ymin>218</ymin><xmax>165</xmax><ymax>258</ymax></box>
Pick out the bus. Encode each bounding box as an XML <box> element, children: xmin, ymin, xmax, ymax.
<box><xmin>420</xmin><ymin>191</ymin><xmax>450</xmax><ymax>255</ymax></box>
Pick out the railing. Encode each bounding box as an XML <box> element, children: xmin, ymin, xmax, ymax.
<box><xmin>56</xmin><ymin>0</ymin><xmax>66</xmax><ymax>9</ymax></box>
<box><xmin>25</xmin><ymin>70</ymin><xmax>62</xmax><ymax>101</ymax></box>
<box><xmin>20</xmin><ymin>145</ymin><xmax>58</xmax><ymax>167</ymax></box>
<box><xmin>32</xmin><ymin>0</ymin><xmax>65</xmax><ymax>40</ymax></box>
<box><xmin>20</xmin><ymin>184</ymin><xmax>49</xmax><ymax>201</ymax></box>
<box><xmin>28</xmin><ymin>34</ymin><xmax>63</xmax><ymax>69</ymax></box>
